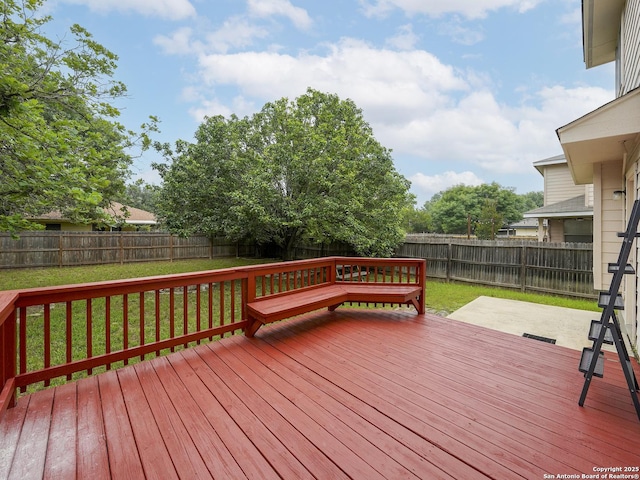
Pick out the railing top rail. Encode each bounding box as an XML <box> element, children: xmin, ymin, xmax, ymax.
<box><xmin>12</xmin><ymin>266</ymin><xmax>246</xmax><ymax>307</ymax></box>
<box><xmin>5</xmin><ymin>257</ymin><xmax>427</xmax><ymax>308</ymax></box>
<box><xmin>236</xmin><ymin>257</ymin><xmax>336</xmax><ymax>274</ymax></box>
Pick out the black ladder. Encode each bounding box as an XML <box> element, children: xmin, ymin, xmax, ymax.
<box><xmin>579</xmin><ymin>199</ymin><xmax>640</xmax><ymax>421</ymax></box>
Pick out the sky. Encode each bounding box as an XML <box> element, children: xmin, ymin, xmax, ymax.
<box><xmin>41</xmin><ymin>0</ymin><xmax>616</xmax><ymax>206</ymax></box>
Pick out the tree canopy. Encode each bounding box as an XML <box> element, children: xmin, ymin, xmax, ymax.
<box><xmin>154</xmin><ymin>88</ymin><xmax>413</xmax><ymax>259</ymax></box>
<box><xmin>422</xmin><ymin>182</ymin><xmax>539</xmax><ymax>236</ymax></box>
<box><xmin>0</xmin><ymin>0</ymin><xmax>155</xmax><ymax>233</ymax></box>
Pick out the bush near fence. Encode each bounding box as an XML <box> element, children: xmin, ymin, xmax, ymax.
<box><xmin>1</xmin><ymin>231</ymin><xmax>596</xmax><ymax>299</ymax></box>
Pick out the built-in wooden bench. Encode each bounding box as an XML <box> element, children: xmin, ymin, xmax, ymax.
<box><xmin>244</xmin><ymin>257</ymin><xmax>426</xmax><ymax>337</ymax></box>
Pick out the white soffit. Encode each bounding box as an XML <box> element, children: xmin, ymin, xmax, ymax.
<box><xmin>556</xmin><ymin>88</ymin><xmax>640</xmax><ymax>184</ymax></box>
<box><xmin>583</xmin><ymin>0</ymin><xmax>625</xmax><ymax>68</ymax></box>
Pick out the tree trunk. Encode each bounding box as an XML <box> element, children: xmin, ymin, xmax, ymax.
<box><xmin>281</xmin><ymin>231</ymin><xmax>298</xmax><ymax>260</ymax></box>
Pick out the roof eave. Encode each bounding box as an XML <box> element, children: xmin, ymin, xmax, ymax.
<box><xmin>556</xmin><ymin>88</ymin><xmax>640</xmax><ymax>184</ymax></box>
<box><xmin>582</xmin><ymin>0</ymin><xmax>625</xmax><ymax>69</ymax></box>
<box><xmin>523</xmin><ymin>211</ymin><xmax>593</xmax><ymax>219</ymax></box>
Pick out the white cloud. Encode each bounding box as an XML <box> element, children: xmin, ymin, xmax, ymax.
<box><xmin>155</xmin><ymin>17</ymin><xmax>271</xmax><ymax>56</ymax></box>
<box><xmin>59</xmin><ymin>0</ymin><xmax>196</xmax><ymax>19</ymax></box>
<box><xmin>204</xmin><ymin>17</ymin><xmax>271</xmax><ymax>53</ymax></box>
<box><xmin>194</xmin><ymin>38</ymin><xmax>467</xmax><ymax>118</ymax></box>
<box><xmin>173</xmin><ymin>36</ymin><xmax>612</xmax><ymax>186</ymax></box>
<box><xmin>385</xmin><ymin>24</ymin><xmax>419</xmax><ymax>50</ymax></box>
<box><xmin>188</xmin><ymin>95</ymin><xmax>258</xmax><ymax>121</ymax></box>
<box><xmin>381</xmin><ymin>85</ymin><xmax>612</xmax><ymax>175</ymax></box>
<box><xmin>438</xmin><ymin>17</ymin><xmax>485</xmax><ymax>45</ymax></box>
<box><xmin>247</xmin><ymin>0</ymin><xmax>312</xmax><ymax>30</ymax></box>
<box><xmin>359</xmin><ymin>0</ymin><xmax>542</xmax><ymax>19</ymax></box>
<box><xmin>153</xmin><ymin>27</ymin><xmax>195</xmax><ymax>55</ymax></box>
<box><xmin>410</xmin><ymin>171</ymin><xmax>485</xmax><ymax>200</ymax></box>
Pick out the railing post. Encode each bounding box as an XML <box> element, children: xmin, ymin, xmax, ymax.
<box><xmin>0</xmin><ymin>293</ymin><xmax>18</xmax><ymax>416</ymax></box>
<box><xmin>418</xmin><ymin>259</ymin><xmax>426</xmax><ymax>314</ymax></box>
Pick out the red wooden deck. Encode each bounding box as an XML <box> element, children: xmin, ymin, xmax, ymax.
<box><xmin>2</xmin><ymin>309</ymin><xmax>640</xmax><ymax>479</ymax></box>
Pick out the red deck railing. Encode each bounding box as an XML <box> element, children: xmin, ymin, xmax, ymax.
<box><xmin>0</xmin><ymin>257</ymin><xmax>425</xmax><ymax>418</ymax></box>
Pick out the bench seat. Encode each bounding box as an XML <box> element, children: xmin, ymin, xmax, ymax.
<box><xmin>245</xmin><ymin>282</ymin><xmax>423</xmax><ymax>337</ymax></box>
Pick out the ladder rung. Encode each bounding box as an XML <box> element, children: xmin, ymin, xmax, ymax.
<box><xmin>617</xmin><ymin>232</ymin><xmax>640</xmax><ymax>237</ymax></box>
<box><xmin>608</xmin><ymin>263</ymin><xmax>635</xmax><ymax>274</ymax></box>
<box><xmin>579</xmin><ymin>348</ymin><xmax>604</xmax><ymax>378</ymax></box>
<box><xmin>598</xmin><ymin>292</ymin><xmax>624</xmax><ymax>309</ymax></box>
<box><xmin>588</xmin><ymin>320</ymin><xmax>614</xmax><ymax>344</ymax></box>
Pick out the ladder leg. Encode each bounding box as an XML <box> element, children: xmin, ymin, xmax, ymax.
<box><xmin>609</xmin><ymin>323</ymin><xmax>640</xmax><ymax>421</ymax></box>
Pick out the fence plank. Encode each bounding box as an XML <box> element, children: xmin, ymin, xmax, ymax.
<box><xmin>0</xmin><ymin>233</ymin><xmax>256</xmax><ymax>269</ymax></box>
<box><xmin>1</xmin><ymin>232</ymin><xmax>596</xmax><ymax>299</ymax></box>
<box><xmin>396</xmin><ymin>239</ymin><xmax>595</xmax><ymax>299</ymax></box>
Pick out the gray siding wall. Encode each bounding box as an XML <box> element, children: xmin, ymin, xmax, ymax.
<box><xmin>620</xmin><ymin>0</ymin><xmax>640</xmax><ymax>95</ymax></box>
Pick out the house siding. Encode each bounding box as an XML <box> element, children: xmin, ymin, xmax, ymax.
<box><xmin>543</xmin><ymin>164</ymin><xmax>586</xmax><ymax>205</ymax></box>
<box><xmin>593</xmin><ymin>160</ymin><xmax>625</xmax><ymax>290</ymax></box>
<box><xmin>619</xmin><ymin>0</ymin><xmax>640</xmax><ymax>95</ymax></box>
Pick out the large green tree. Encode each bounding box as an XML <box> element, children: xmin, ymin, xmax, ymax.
<box><xmin>154</xmin><ymin>88</ymin><xmax>413</xmax><ymax>259</ymax></box>
<box><xmin>424</xmin><ymin>182</ymin><xmax>527</xmax><ymax>235</ymax></box>
<box><xmin>0</xmin><ymin>0</ymin><xmax>154</xmax><ymax>233</ymax></box>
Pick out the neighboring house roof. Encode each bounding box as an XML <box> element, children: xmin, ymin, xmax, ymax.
<box><xmin>35</xmin><ymin>202</ymin><xmax>156</xmax><ymax>226</ymax></box>
<box><xmin>509</xmin><ymin>217</ymin><xmax>538</xmax><ymax>229</ymax></box>
<box><xmin>105</xmin><ymin>202</ymin><xmax>157</xmax><ymax>225</ymax></box>
<box><xmin>523</xmin><ymin>195</ymin><xmax>593</xmax><ymax>218</ymax></box>
<box><xmin>532</xmin><ymin>154</ymin><xmax>566</xmax><ymax>175</ymax></box>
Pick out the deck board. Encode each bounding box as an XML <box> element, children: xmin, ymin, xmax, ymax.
<box><xmin>2</xmin><ymin>309</ymin><xmax>640</xmax><ymax>479</ymax></box>
<box><xmin>44</xmin><ymin>382</ymin><xmax>77</xmax><ymax>480</ymax></box>
<box><xmin>76</xmin><ymin>376</ymin><xmax>110</xmax><ymax>480</ymax></box>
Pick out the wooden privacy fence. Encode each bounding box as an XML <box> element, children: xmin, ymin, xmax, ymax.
<box><xmin>1</xmin><ymin>232</ymin><xmax>595</xmax><ymax>298</ymax></box>
<box><xmin>0</xmin><ymin>232</ymin><xmax>256</xmax><ymax>269</ymax></box>
<box><xmin>396</xmin><ymin>239</ymin><xmax>595</xmax><ymax>299</ymax></box>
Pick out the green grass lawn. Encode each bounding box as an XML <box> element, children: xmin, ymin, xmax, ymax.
<box><xmin>2</xmin><ymin>257</ymin><xmax>599</xmax><ymax>313</ymax></box>
<box><xmin>425</xmin><ymin>280</ymin><xmax>599</xmax><ymax>314</ymax></box>
<box><xmin>0</xmin><ymin>258</ymin><xmax>272</xmax><ymax>291</ymax></box>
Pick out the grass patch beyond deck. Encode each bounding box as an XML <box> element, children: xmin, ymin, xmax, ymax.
<box><xmin>426</xmin><ymin>280</ymin><xmax>599</xmax><ymax>314</ymax></box>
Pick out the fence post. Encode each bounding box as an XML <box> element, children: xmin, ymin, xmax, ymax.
<box><xmin>170</xmin><ymin>234</ymin><xmax>174</xmax><ymax>262</ymax></box>
<box><xmin>446</xmin><ymin>242</ymin><xmax>452</xmax><ymax>283</ymax></box>
<box><xmin>520</xmin><ymin>245</ymin><xmax>527</xmax><ymax>293</ymax></box>
<box><xmin>119</xmin><ymin>233</ymin><xmax>124</xmax><ymax>265</ymax></box>
<box><xmin>58</xmin><ymin>233</ymin><xmax>63</xmax><ymax>268</ymax></box>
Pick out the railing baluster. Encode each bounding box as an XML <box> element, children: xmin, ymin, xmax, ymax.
<box><xmin>183</xmin><ymin>286</ymin><xmax>188</xmax><ymax>348</ymax></box>
<box><xmin>219</xmin><ymin>281</ymin><xmax>225</xmax><ymax>338</ymax></box>
<box><xmin>86</xmin><ymin>299</ymin><xmax>92</xmax><ymax>375</ymax></box>
<box><xmin>66</xmin><ymin>302</ymin><xmax>73</xmax><ymax>379</ymax></box>
<box><xmin>208</xmin><ymin>283</ymin><xmax>213</xmax><ymax>341</ymax></box>
<box><xmin>155</xmin><ymin>290</ymin><xmax>160</xmax><ymax>356</ymax></box>
<box><xmin>139</xmin><ymin>292</ymin><xmax>145</xmax><ymax>361</ymax></box>
<box><xmin>44</xmin><ymin>304</ymin><xmax>50</xmax><ymax>387</ymax></box>
<box><xmin>169</xmin><ymin>288</ymin><xmax>175</xmax><ymax>352</ymax></box>
<box><xmin>19</xmin><ymin>307</ymin><xmax>26</xmax><ymax>393</ymax></box>
<box><xmin>105</xmin><ymin>297</ymin><xmax>111</xmax><ymax>370</ymax></box>
<box><xmin>123</xmin><ymin>294</ymin><xmax>129</xmax><ymax>364</ymax></box>
<box><xmin>196</xmin><ymin>286</ymin><xmax>201</xmax><ymax>345</ymax></box>
<box><xmin>230</xmin><ymin>280</ymin><xmax>236</xmax><ymax>325</ymax></box>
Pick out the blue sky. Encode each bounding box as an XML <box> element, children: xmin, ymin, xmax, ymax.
<box><xmin>43</xmin><ymin>0</ymin><xmax>615</xmax><ymax>206</ymax></box>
